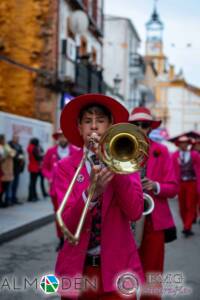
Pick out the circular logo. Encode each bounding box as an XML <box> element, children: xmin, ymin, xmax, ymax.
<box><xmin>77</xmin><ymin>174</ymin><xmax>84</xmax><ymax>182</ymax></box>
<box><xmin>40</xmin><ymin>274</ymin><xmax>59</xmax><ymax>294</ymax></box>
<box><xmin>117</xmin><ymin>273</ymin><xmax>140</xmax><ymax>296</ymax></box>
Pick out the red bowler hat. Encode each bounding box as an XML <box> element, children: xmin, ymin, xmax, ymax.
<box><xmin>129</xmin><ymin>107</ymin><xmax>162</xmax><ymax>129</ymax></box>
<box><xmin>60</xmin><ymin>93</ymin><xmax>129</xmax><ymax>147</ymax></box>
<box><xmin>168</xmin><ymin>134</ymin><xmax>193</xmax><ymax>145</ymax></box>
<box><xmin>170</xmin><ymin>135</ymin><xmax>192</xmax><ymax>146</ymax></box>
<box><xmin>176</xmin><ymin>136</ymin><xmax>191</xmax><ymax>143</ymax></box>
<box><xmin>168</xmin><ymin>131</ymin><xmax>200</xmax><ymax>143</ymax></box>
<box><xmin>52</xmin><ymin>129</ymin><xmax>63</xmax><ymax>140</ymax></box>
<box><xmin>183</xmin><ymin>131</ymin><xmax>200</xmax><ymax>139</ymax></box>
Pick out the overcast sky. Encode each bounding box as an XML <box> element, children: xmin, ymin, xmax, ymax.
<box><xmin>105</xmin><ymin>0</ymin><xmax>200</xmax><ymax>87</ymax></box>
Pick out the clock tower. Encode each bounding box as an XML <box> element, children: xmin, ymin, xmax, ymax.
<box><xmin>145</xmin><ymin>0</ymin><xmax>166</xmax><ymax>75</ymax></box>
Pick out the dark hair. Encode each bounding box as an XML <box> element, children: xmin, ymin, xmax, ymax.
<box><xmin>78</xmin><ymin>104</ymin><xmax>112</xmax><ymax>123</ymax></box>
<box><xmin>30</xmin><ymin>138</ymin><xmax>39</xmax><ymax>146</ymax></box>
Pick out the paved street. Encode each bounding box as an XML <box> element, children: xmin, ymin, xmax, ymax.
<box><xmin>0</xmin><ymin>223</ymin><xmax>59</xmax><ymax>300</ymax></box>
<box><xmin>164</xmin><ymin>199</ymin><xmax>200</xmax><ymax>300</ymax></box>
<box><xmin>0</xmin><ymin>199</ymin><xmax>200</xmax><ymax>300</ymax></box>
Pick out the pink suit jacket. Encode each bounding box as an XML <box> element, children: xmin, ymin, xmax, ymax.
<box><xmin>172</xmin><ymin>150</ymin><xmax>200</xmax><ymax>194</ymax></box>
<box><xmin>146</xmin><ymin>140</ymin><xmax>178</xmax><ymax>231</ymax></box>
<box><xmin>54</xmin><ymin>149</ymin><xmax>145</xmax><ymax>298</ymax></box>
<box><xmin>42</xmin><ymin>144</ymin><xmax>78</xmax><ymax>195</ymax></box>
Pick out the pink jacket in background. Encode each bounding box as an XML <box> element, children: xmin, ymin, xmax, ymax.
<box><xmin>42</xmin><ymin>144</ymin><xmax>78</xmax><ymax>195</ymax></box>
<box><xmin>54</xmin><ymin>149</ymin><xmax>145</xmax><ymax>298</ymax></box>
<box><xmin>146</xmin><ymin>140</ymin><xmax>178</xmax><ymax>231</ymax></box>
<box><xmin>172</xmin><ymin>150</ymin><xmax>200</xmax><ymax>194</ymax></box>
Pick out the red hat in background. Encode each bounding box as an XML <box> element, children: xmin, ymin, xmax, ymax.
<box><xmin>176</xmin><ymin>135</ymin><xmax>192</xmax><ymax>144</ymax></box>
<box><xmin>168</xmin><ymin>135</ymin><xmax>192</xmax><ymax>147</ymax></box>
<box><xmin>168</xmin><ymin>131</ymin><xmax>200</xmax><ymax>144</ymax></box>
<box><xmin>168</xmin><ymin>133</ymin><xmax>194</xmax><ymax>145</ymax></box>
<box><xmin>52</xmin><ymin>129</ymin><xmax>63</xmax><ymax>140</ymax></box>
<box><xmin>129</xmin><ymin>107</ymin><xmax>162</xmax><ymax>129</ymax></box>
<box><xmin>60</xmin><ymin>93</ymin><xmax>129</xmax><ymax>147</ymax></box>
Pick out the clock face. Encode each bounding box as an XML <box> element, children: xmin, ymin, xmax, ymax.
<box><xmin>147</xmin><ymin>41</ymin><xmax>161</xmax><ymax>55</ymax></box>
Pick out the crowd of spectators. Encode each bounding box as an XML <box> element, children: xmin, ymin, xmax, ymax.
<box><xmin>0</xmin><ymin>134</ymin><xmax>48</xmax><ymax>208</ymax></box>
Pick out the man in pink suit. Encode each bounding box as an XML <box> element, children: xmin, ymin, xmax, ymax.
<box><xmin>129</xmin><ymin>107</ymin><xmax>178</xmax><ymax>300</ymax></box>
<box><xmin>42</xmin><ymin>129</ymin><xmax>78</xmax><ymax>251</ymax></box>
<box><xmin>171</xmin><ymin>135</ymin><xmax>200</xmax><ymax>237</ymax></box>
<box><xmin>54</xmin><ymin>94</ymin><xmax>145</xmax><ymax>299</ymax></box>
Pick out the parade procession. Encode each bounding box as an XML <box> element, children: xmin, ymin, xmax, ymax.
<box><xmin>0</xmin><ymin>1</ymin><xmax>200</xmax><ymax>300</ymax></box>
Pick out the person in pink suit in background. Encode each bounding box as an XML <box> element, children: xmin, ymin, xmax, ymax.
<box><xmin>54</xmin><ymin>94</ymin><xmax>145</xmax><ymax>299</ymax></box>
<box><xmin>171</xmin><ymin>135</ymin><xmax>200</xmax><ymax>237</ymax></box>
<box><xmin>129</xmin><ymin>107</ymin><xmax>178</xmax><ymax>300</ymax></box>
<box><xmin>191</xmin><ymin>138</ymin><xmax>200</xmax><ymax>222</ymax></box>
<box><xmin>42</xmin><ymin>129</ymin><xmax>78</xmax><ymax>251</ymax></box>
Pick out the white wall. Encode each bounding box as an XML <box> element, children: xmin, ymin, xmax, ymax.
<box><xmin>103</xmin><ymin>16</ymin><xmax>140</xmax><ymax>108</ymax></box>
<box><xmin>0</xmin><ymin>112</ymin><xmax>52</xmax><ymax>200</ymax></box>
<box><xmin>167</xmin><ymin>86</ymin><xmax>200</xmax><ymax>136</ymax></box>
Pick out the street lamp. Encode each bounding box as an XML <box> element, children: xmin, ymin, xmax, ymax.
<box><xmin>113</xmin><ymin>74</ymin><xmax>122</xmax><ymax>95</ymax></box>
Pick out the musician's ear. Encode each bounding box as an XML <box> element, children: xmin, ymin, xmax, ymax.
<box><xmin>78</xmin><ymin>123</ymin><xmax>83</xmax><ymax>136</ymax></box>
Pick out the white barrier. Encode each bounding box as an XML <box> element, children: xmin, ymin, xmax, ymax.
<box><xmin>0</xmin><ymin>112</ymin><xmax>53</xmax><ymax>200</ymax></box>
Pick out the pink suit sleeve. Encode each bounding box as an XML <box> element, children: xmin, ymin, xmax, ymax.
<box><xmin>158</xmin><ymin>149</ymin><xmax>178</xmax><ymax>198</ymax></box>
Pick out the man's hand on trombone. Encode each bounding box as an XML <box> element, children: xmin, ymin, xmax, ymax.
<box><xmin>141</xmin><ymin>177</ymin><xmax>158</xmax><ymax>194</ymax></box>
<box><xmin>90</xmin><ymin>165</ymin><xmax>114</xmax><ymax>201</ymax></box>
<box><xmin>86</xmin><ymin>132</ymin><xmax>114</xmax><ymax>201</ymax></box>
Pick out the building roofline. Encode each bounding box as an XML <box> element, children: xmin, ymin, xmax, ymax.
<box><xmin>104</xmin><ymin>15</ymin><xmax>141</xmax><ymax>42</ymax></box>
<box><xmin>168</xmin><ymin>79</ymin><xmax>200</xmax><ymax>96</ymax></box>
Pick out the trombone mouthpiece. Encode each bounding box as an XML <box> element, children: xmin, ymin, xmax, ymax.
<box><xmin>90</xmin><ymin>132</ymin><xmax>98</xmax><ymax>140</ymax></box>
<box><xmin>88</xmin><ymin>132</ymin><xmax>99</xmax><ymax>150</ymax></box>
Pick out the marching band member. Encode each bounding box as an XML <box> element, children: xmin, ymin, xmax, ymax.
<box><xmin>54</xmin><ymin>94</ymin><xmax>144</xmax><ymax>299</ymax></box>
<box><xmin>42</xmin><ymin>129</ymin><xmax>78</xmax><ymax>251</ymax></box>
<box><xmin>191</xmin><ymin>139</ymin><xmax>200</xmax><ymax>222</ymax></box>
<box><xmin>171</xmin><ymin>135</ymin><xmax>200</xmax><ymax>237</ymax></box>
<box><xmin>129</xmin><ymin>107</ymin><xmax>178</xmax><ymax>300</ymax></box>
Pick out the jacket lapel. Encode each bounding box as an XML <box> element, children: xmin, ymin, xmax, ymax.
<box><xmin>71</xmin><ymin>149</ymin><xmax>89</xmax><ymax>191</ymax></box>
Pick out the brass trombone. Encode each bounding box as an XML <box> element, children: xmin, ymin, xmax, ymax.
<box><xmin>56</xmin><ymin>123</ymin><xmax>149</xmax><ymax>245</ymax></box>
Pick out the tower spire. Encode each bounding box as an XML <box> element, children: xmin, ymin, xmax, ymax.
<box><xmin>145</xmin><ymin>0</ymin><xmax>166</xmax><ymax>74</ymax></box>
<box><xmin>146</xmin><ymin>0</ymin><xmax>163</xmax><ymax>30</ymax></box>
<box><xmin>154</xmin><ymin>0</ymin><xmax>158</xmax><ymax>10</ymax></box>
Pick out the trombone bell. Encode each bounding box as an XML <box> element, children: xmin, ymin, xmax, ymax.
<box><xmin>99</xmin><ymin>123</ymin><xmax>149</xmax><ymax>174</ymax></box>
